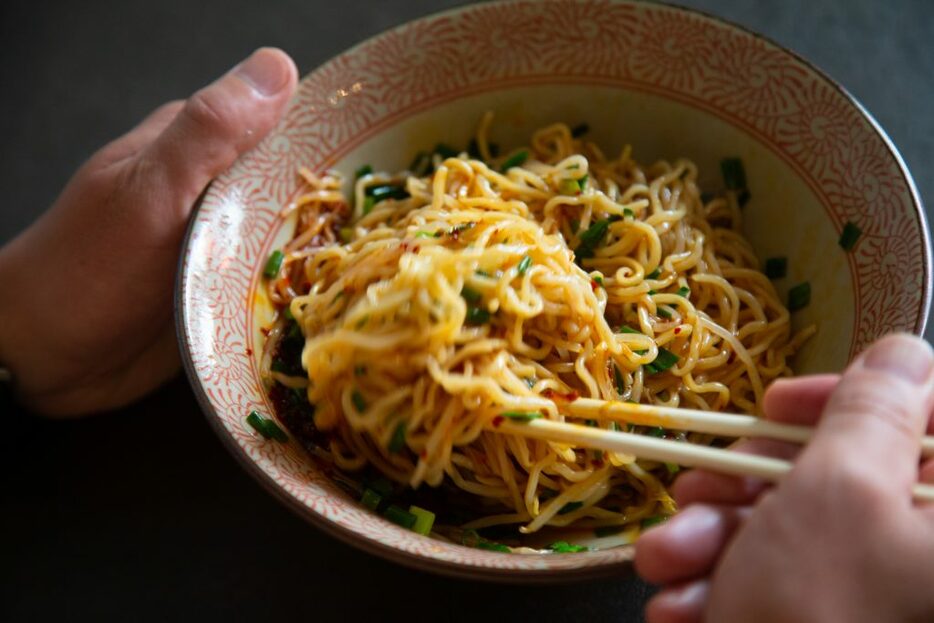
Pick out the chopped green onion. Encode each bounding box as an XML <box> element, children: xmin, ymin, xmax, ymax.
<box><xmin>434</xmin><ymin>143</ymin><xmax>460</xmax><ymax>159</ymax></box>
<box><xmin>246</xmin><ymin>411</ymin><xmax>288</xmax><ymax>442</ymax></box>
<box><xmin>613</xmin><ymin>364</ymin><xmax>625</xmax><ymax>396</ymax></box>
<box><xmin>263</xmin><ymin>250</ymin><xmax>284</xmax><ymax>279</ymax></box>
<box><xmin>578</xmin><ymin>174</ymin><xmax>589</xmax><ymax>191</ymax></box>
<box><xmin>839</xmin><ymin>221</ymin><xmax>862</xmax><ymax>251</ymax></box>
<box><xmin>764</xmin><ymin>257</ymin><xmax>787</xmax><ymax>279</ymax></box>
<box><xmin>465</xmin><ymin>306</ymin><xmax>490</xmax><ymax>325</ymax></box>
<box><xmin>388</xmin><ymin>421</ymin><xmax>407</xmax><ymax>454</ymax></box>
<box><xmin>409</xmin><ymin>151</ymin><xmax>432</xmax><ymax>176</ymax></box>
<box><xmin>788</xmin><ymin>281</ymin><xmax>811</xmax><ymax>312</ymax></box>
<box><xmin>619</xmin><ymin>325</ymin><xmax>641</xmax><ymax>334</ymax></box>
<box><xmin>594</xmin><ymin>525</ymin><xmax>625</xmax><ymax>538</ymax></box>
<box><xmin>647</xmin><ymin>427</ymin><xmax>666</xmax><ymax>438</ymax></box>
<box><xmin>283</xmin><ymin>305</ymin><xmax>295</xmax><ymax>321</ymax></box>
<box><xmin>676</xmin><ymin>286</ymin><xmax>690</xmax><ymax>297</ymax></box>
<box><xmin>460</xmin><ymin>286</ymin><xmax>482</xmax><ymax>304</ymax></box>
<box><xmin>355</xmin><ymin>315</ymin><xmax>369</xmax><ymax>329</ymax></box>
<box><xmin>362</xmin><ymin>196</ymin><xmax>376</xmax><ymax>214</ymax></box>
<box><xmin>558</xmin><ymin>501</ymin><xmax>584</xmax><ymax>515</ymax></box>
<box><xmin>584</xmin><ymin>419</ymin><xmax>598</xmax><ymax>427</ymax></box>
<box><xmin>354</xmin><ymin>164</ymin><xmax>373</xmax><ymax>179</ymax></box>
<box><xmin>720</xmin><ymin>157</ymin><xmax>747</xmax><ymax>190</ymax></box>
<box><xmin>477</xmin><ymin>541</ymin><xmax>511</xmax><ymax>553</ymax></box>
<box><xmin>644</xmin><ymin>348</ymin><xmax>679</xmax><ymax>375</ymax></box>
<box><xmin>368</xmin><ymin>184</ymin><xmax>409</xmax><ymax>202</ymax></box>
<box><xmin>367</xmin><ymin>476</ymin><xmax>393</xmax><ymax>498</ymax></box>
<box><xmin>665</xmin><ymin>462</ymin><xmax>681</xmax><ymax>475</ymax></box>
<box><xmin>500</xmin><ymin>149</ymin><xmax>529</xmax><ymax>171</ymax></box>
<box><xmin>500</xmin><ymin>411</ymin><xmax>542</xmax><ymax>422</ymax></box>
<box><xmin>657</xmin><ymin>306</ymin><xmax>672</xmax><ymax>319</ymax></box>
<box><xmin>641</xmin><ymin>516</ymin><xmax>667</xmax><ymax>529</ymax></box>
<box><xmin>571</xmin><ymin>122</ymin><xmax>590</xmax><ymax>138</ymax></box>
<box><xmin>558</xmin><ymin>178</ymin><xmax>581</xmax><ymax>195</ymax></box>
<box><xmin>549</xmin><ymin>541</ymin><xmax>589</xmax><ymax>553</ymax></box>
<box><xmin>646</xmin><ymin>267</ymin><xmax>662</xmax><ymax>280</ymax></box>
<box><xmin>593</xmin><ymin>275</ymin><xmax>604</xmax><ymax>286</ymax></box>
<box><xmin>648</xmin><ymin>289</ymin><xmax>657</xmax><ymax>295</ymax></box>
<box><xmin>360</xmin><ymin>488</ymin><xmax>382</xmax><ymax>511</ymax></box>
<box><xmin>383</xmin><ymin>504</ymin><xmax>417</xmax><ymax>529</ymax></box>
<box><xmin>414</xmin><ymin>230</ymin><xmax>437</xmax><ymax>239</ymax></box>
<box><xmin>623</xmin><ymin>208</ymin><xmax>634</xmax><ymax>219</ymax></box>
<box><xmin>351</xmin><ymin>390</ymin><xmax>367</xmax><ymax>412</ymax></box>
<box><xmin>524</xmin><ymin>377</ymin><xmax>536</xmax><ymax>389</ymax></box>
<box><xmin>339</xmin><ymin>227</ymin><xmax>354</xmax><ymax>243</ymax></box>
<box><xmin>409</xmin><ymin>505</ymin><xmax>436</xmax><ymax>536</ymax></box>
<box><xmin>517</xmin><ymin>255</ymin><xmax>533</xmax><ymax>276</ymax></box>
<box><xmin>575</xmin><ymin>219</ymin><xmax>610</xmax><ymax>263</ymax></box>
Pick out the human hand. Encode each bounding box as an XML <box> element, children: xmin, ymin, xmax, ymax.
<box><xmin>635</xmin><ymin>333</ymin><xmax>934</xmax><ymax>623</ymax></box>
<box><xmin>0</xmin><ymin>48</ymin><xmax>298</xmax><ymax>416</ymax></box>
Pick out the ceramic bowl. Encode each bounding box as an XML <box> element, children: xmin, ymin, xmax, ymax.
<box><xmin>176</xmin><ymin>0</ymin><xmax>931</xmax><ymax>581</ymax></box>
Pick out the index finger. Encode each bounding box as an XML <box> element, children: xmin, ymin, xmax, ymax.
<box><xmin>797</xmin><ymin>334</ymin><xmax>934</xmax><ymax>495</ymax></box>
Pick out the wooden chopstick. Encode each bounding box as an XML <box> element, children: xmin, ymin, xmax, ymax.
<box><xmin>562</xmin><ymin>398</ymin><xmax>934</xmax><ymax>459</ymax></box>
<box><xmin>489</xmin><ymin>418</ymin><xmax>934</xmax><ymax>503</ymax></box>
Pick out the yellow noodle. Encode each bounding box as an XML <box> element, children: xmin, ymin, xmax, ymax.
<box><xmin>263</xmin><ymin>115</ymin><xmax>815</xmax><ymax>537</ymax></box>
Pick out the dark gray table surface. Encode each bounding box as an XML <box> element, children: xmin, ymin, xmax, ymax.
<box><xmin>2</xmin><ymin>1</ymin><xmax>932</xmax><ymax>621</ymax></box>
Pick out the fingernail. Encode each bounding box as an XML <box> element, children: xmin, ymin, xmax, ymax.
<box><xmin>234</xmin><ymin>48</ymin><xmax>290</xmax><ymax>96</ymax></box>
<box><xmin>864</xmin><ymin>334</ymin><xmax>934</xmax><ymax>385</ymax></box>
<box><xmin>657</xmin><ymin>580</ymin><xmax>709</xmax><ymax>609</ymax></box>
<box><xmin>657</xmin><ymin>505</ymin><xmax>720</xmax><ymax>542</ymax></box>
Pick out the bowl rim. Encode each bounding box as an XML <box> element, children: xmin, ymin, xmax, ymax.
<box><xmin>174</xmin><ymin>0</ymin><xmax>932</xmax><ymax>582</ymax></box>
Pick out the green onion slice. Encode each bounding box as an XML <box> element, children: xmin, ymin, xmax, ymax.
<box><xmin>548</xmin><ymin>540</ymin><xmax>589</xmax><ymax>553</ymax></box>
<box><xmin>465</xmin><ymin>306</ymin><xmax>491</xmax><ymax>325</ymax></box>
<box><xmin>500</xmin><ymin>411</ymin><xmax>542</xmax><ymax>422</ymax></box>
<box><xmin>644</xmin><ymin>348</ymin><xmax>679</xmax><ymax>375</ymax></box>
<box><xmin>839</xmin><ymin>221</ymin><xmax>862</xmax><ymax>251</ymax></box>
<box><xmin>409</xmin><ymin>505</ymin><xmax>436</xmax><ymax>536</ymax></box>
<box><xmin>246</xmin><ymin>410</ymin><xmax>288</xmax><ymax>442</ymax></box>
<box><xmin>500</xmin><ymin>149</ymin><xmax>529</xmax><ymax>171</ymax></box>
<box><xmin>788</xmin><ymin>281</ymin><xmax>811</xmax><ymax>312</ymax></box>
<box><xmin>383</xmin><ymin>505</ymin><xmax>417</xmax><ymax>529</ymax></box>
<box><xmin>263</xmin><ymin>250</ymin><xmax>284</xmax><ymax>279</ymax></box>
<box><xmin>764</xmin><ymin>257</ymin><xmax>787</xmax><ymax>279</ymax></box>
<box><xmin>354</xmin><ymin>164</ymin><xmax>372</xmax><ymax>179</ymax></box>
<box><xmin>388</xmin><ymin>421</ymin><xmax>407</xmax><ymax>454</ymax></box>
<box><xmin>517</xmin><ymin>255</ymin><xmax>533</xmax><ymax>276</ymax></box>
<box><xmin>360</xmin><ymin>488</ymin><xmax>382</xmax><ymax>511</ymax></box>
<box><xmin>460</xmin><ymin>286</ymin><xmax>482</xmax><ymax>304</ymax></box>
<box><xmin>720</xmin><ymin>157</ymin><xmax>747</xmax><ymax>190</ymax></box>
<box><xmin>351</xmin><ymin>390</ymin><xmax>367</xmax><ymax>413</ymax></box>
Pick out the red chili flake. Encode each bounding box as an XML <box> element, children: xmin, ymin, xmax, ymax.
<box><xmin>260</xmin><ymin>327</ymin><xmax>271</xmax><ymax>337</ymax></box>
<box><xmin>245</xmin><ymin>348</ymin><xmax>253</xmax><ymax>356</ymax></box>
<box><xmin>591</xmin><ymin>279</ymin><xmax>599</xmax><ymax>291</ymax></box>
<box><xmin>492</xmin><ymin>416</ymin><xmax>504</xmax><ymax>428</ymax></box>
<box><xmin>542</xmin><ymin>388</ymin><xmax>579</xmax><ymax>402</ymax></box>
<box><xmin>673</xmin><ymin>327</ymin><xmax>682</xmax><ymax>335</ymax></box>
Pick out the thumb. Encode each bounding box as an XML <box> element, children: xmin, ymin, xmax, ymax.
<box><xmin>141</xmin><ymin>47</ymin><xmax>297</xmax><ymax>206</ymax></box>
<box><xmin>799</xmin><ymin>333</ymin><xmax>934</xmax><ymax>495</ymax></box>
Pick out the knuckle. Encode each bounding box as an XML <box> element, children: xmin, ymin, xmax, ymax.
<box><xmin>183</xmin><ymin>89</ymin><xmax>232</xmax><ymax>136</ymax></box>
<box><xmin>829</xmin><ymin>378</ymin><xmax>922</xmax><ymax>443</ymax></box>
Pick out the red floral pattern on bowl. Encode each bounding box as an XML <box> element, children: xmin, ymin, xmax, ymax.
<box><xmin>177</xmin><ymin>0</ymin><xmax>931</xmax><ymax>580</ymax></box>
